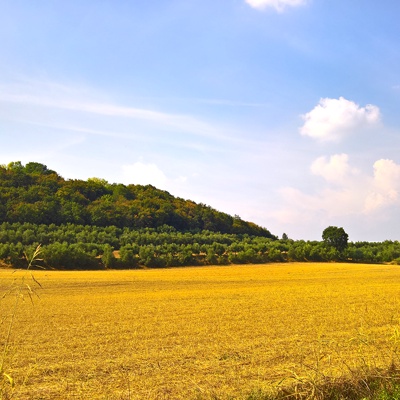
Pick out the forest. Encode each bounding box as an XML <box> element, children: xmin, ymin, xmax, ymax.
<box><xmin>1</xmin><ymin>161</ymin><xmax>400</xmax><ymax>269</ymax></box>
<box><xmin>0</xmin><ymin>161</ymin><xmax>273</xmax><ymax>235</ymax></box>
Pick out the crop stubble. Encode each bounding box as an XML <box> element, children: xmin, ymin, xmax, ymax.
<box><xmin>1</xmin><ymin>262</ymin><xmax>400</xmax><ymax>399</ymax></box>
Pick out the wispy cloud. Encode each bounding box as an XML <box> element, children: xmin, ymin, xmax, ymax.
<box><xmin>0</xmin><ymin>79</ymin><xmax>235</xmax><ymax>141</ymax></box>
<box><xmin>300</xmin><ymin>97</ymin><xmax>380</xmax><ymax>142</ymax></box>
<box><xmin>245</xmin><ymin>0</ymin><xmax>308</xmax><ymax>12</ymax></box>
<box><xmin>194</xmin><ymin>98</ymin><xmax>270</xmax><ymax>107</ymax></box>
<box><xmin>122</xmin><ymin>96</ymin><xmax>271</xmax><ymax>108</ymax></box>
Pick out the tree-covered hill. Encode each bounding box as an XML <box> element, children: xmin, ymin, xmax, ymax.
<box><xmin>1</xmin><ymin>163</ymin><xmax>400</xmax><ymax>270</ymax></box>
<box><xmin>0</xmin><ymin>161</ymin><xmax>275</xmax><ymax>238</ymax></box>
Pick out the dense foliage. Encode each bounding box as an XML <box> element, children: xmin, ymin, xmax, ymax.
<box><xmin>0</xmin><ymin>162</ymin><xmax>273</xmax><ymax>236</ymax></box>
<box><xmin>0</xmin><ymin>222</ymin><xmax>400</xmax><ymax>269</ymax></box>
<box><xmin>322</xmin><ymin>226</ymin><xmax>349</xmax><ymax>253</ymax></box>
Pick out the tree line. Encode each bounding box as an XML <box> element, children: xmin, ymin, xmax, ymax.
<box><xmin>1</xmin><ymin>222</ymin><xmax>400</xmax><ymax>269</ymax></box>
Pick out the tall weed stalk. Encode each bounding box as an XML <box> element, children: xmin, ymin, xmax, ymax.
<box><xmin>0</xmin><ymin>245</ymin><xmax>42</xmax><ymax>399</ymax></box>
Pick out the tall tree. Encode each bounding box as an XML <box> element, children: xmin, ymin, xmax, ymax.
<box><xmin>322</xmin><ymin>226</ymin><xmax>349</xmax><ymax>253</ymax></box>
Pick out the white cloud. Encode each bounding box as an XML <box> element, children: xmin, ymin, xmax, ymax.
<box><xmin>121</xmin><ymin>162</ymin><xmax>168</xmax><ymax>189</ymax></box>
<box><xmin>300</xmin><ymin>97</ymin><xmax>380</xmax><ymax>142</ymax></box>
<box><xmin>245</xmin><ymin>0</ymin><xmax>307</xmax><ymax>12</ymax></box>
<box><xmin>364</xmin><ymin>159</ymin><xmax>400</xmax><ymax>212</ymax></box>
<box><xmin>271</xmin><ymin>155</ymin><xmax>400</xmax><ymax>239</ymax></box>
<box><xmin>310</xmin><ymin>153</ymin><xmax>359</xmax><ymax>184</ymax></box>
<box><xmin>121</xmin><ymin>162</ymin><xmax>188</xmax><ymax>191</ymax></box>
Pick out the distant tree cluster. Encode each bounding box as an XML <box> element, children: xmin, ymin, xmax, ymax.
<box><xmin>0</xmin><ymin>222</ymin><xmax>283</xmax><ymax>269</ymax></box>
<box><xmin>0</xmin><ymin>222</ymin><xmax>399</xmax><ymax>270</ymax></box>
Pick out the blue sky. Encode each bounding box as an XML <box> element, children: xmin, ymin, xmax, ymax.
<box><xmin>1</xmin><ymin>0</ymin><xmax>400</xmax><ymax>241</ymax></box>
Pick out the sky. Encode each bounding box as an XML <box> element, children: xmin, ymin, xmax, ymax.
<box><xmin>1</xmin><ymin>0</ymin><xmax>400</xmax><ymax>242</ymax></box>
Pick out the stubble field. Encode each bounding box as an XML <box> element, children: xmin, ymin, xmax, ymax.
<box><xmin>1</xmin><ymin>262</ymin><xmax>400</xmax><ymax>399</ymax></box>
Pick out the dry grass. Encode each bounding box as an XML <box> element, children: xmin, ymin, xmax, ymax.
<box><xmin>1</xmin><ymin>262</ymin><xmax>400</xmax><ymax>399</ymax></box>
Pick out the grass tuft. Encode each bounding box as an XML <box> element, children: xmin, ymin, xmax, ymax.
<box><xmin>241</xmin><ymin>364</ymin><xmax>400</xmax><ymax>400</ymax></box>
<box><xmin>0</xmin><ymin>244</ymin><xmax>42</xmax><ymax>399</ymax></box>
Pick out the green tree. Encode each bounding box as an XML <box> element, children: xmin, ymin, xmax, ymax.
<box><xmin>101</xmin><ymin>244</ymin><xmax>115</xmax><ymax>269</ymax></box>
<box><xmin>25</xmin><ymin>162</ymin><xmax>56</xmax><ymax>176</ymax></box>
<box><xmin>322</xmin><ymin>226</ymin><xmax>349</xmax><ymax>253</ymax></box>
<box><xmin>119</xmin><ymin>244</ymin><xmax>138</xmax><ymax>268</ymax></box>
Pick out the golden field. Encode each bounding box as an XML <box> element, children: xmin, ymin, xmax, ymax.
<box><xmin>1</xmin><ymin>262</ymin><xmax>400</xmax><ymax>399</ymax></box>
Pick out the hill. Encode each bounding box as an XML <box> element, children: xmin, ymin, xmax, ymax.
<box><xmin>0</xmin><ymin>161</ymin><xmax>275</xmax><ymax>238</ymax></box>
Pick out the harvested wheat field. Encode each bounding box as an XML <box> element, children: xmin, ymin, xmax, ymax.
<box><xmin>1</xmin><ymin>262</ymin><xmax>400</xmax><ymax>399</ymax></box>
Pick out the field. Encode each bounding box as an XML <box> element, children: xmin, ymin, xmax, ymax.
<box><xmin>1</xmin><ymin>262</ymin><xmax>400</xmax><ymax>399</ymax></box>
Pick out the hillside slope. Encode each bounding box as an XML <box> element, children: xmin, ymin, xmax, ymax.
<box><xmin>0</xmin><ymin>162</ymin><xmax>275</xmax><ymax>238</ymax></box>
